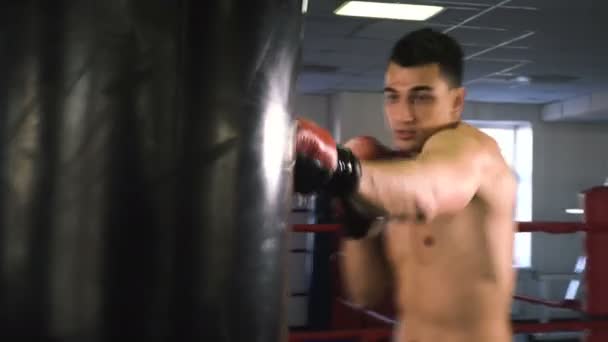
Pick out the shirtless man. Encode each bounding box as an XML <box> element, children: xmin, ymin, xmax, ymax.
<box><xmin>294</xmin><ymin>28</ymin><xmax>517</xmax><ymax>342</ymax></box>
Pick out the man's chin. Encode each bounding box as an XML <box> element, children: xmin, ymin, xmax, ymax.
<box><xmin>393</xmin><ymin>140</ymin><xmax>417</xmax><ymax>153</ymax></box>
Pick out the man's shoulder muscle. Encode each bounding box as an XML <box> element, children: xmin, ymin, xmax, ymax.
<box><xmin>426</xmin><ymin>122</ymin><xmax>515</xmax><ymax>205</ymax></box>
<box><xmin>465</xmin><ymin>124</ymin><xmax>517</xmax><ymax>211</ymax></box>
<box><xmin>422</xmin><ymin>122</ymin><xmax>490</xmax><ymax>155</ymax></box>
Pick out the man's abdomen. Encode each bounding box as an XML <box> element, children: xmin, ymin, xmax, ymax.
<box><xmin>391</xmin><ymin>246</ymin><xmax>513</xmax><ymax>341</ymax></box>
<box><xmin>394</xmin><ymin>316</ymin><xmax>511</xmax><ymax>342</ymax></box>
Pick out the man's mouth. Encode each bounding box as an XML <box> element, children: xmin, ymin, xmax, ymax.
<box><xmin>394</xmin><ymin>129</ymin><xmax>416</xmax><ymax>140</ymax></box>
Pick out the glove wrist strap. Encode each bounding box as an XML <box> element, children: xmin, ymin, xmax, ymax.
<box><xmin>327</xmin><ymin>146</ymin><xmax>361</xmax><ymax>197</ymax></box>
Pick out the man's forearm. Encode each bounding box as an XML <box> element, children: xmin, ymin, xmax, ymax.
<box><xmin>340</xmin><ymin>234</ymin><xmax>392</xmax><ymax>308</ymax></box>
<box><xmin>356</xmin><ymin>159</ymin><xmax>433</xmax><ymax>221</ymax></box>
<box><xmin>355</xmin><ymin>153</ymin><xmax>481</xmax><ymax>221</ymax></box>
<box><xmin>350</xmin><ymin>125</ymin><xmax>489</xmax><ymax>221</ymax></box>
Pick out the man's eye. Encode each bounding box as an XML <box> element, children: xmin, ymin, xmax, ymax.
<box><xmin>410</xmin><ymin>94</ymin><xmax>434</xmax><ymax>104</ymax></box>
<box><xmin>384</xmin><ymin>93</ymin><xmax>399</xmax><ymax>102</ymax></box>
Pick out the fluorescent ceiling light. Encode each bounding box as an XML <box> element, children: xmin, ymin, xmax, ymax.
<box><xmin>565</xmin><ymin>208</ymin><xmax>584</xmax><ymax>215</ymax></box>
<box><xmin>335</xmin><ymin>1</ymin><xmax>444</xmax><ymax>21</ymax></box>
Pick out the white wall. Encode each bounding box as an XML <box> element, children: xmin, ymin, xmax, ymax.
<box><xmin>291</xmin><ymin>92</ymin><xmax>608</xmax><ymax>323</ymax></box>
<box><xmin>329</xmin><ymin>92</ymin><xmax>389</xmax><ymax>144</ymax></box>
<box><xmin>294</xmin><ymin>94</ymin><xmax>331</xmax><ymax>130</ymax></box>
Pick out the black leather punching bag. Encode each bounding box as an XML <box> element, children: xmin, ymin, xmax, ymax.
<box><xmin>174</xmin><ymin>0</ymin><xmax>302</xmax><ymax>341</ymax></box>
<box><xmin>0</xmin><ymin>0</ymin><xmax>302</xmax><ymax>341</ymax></box>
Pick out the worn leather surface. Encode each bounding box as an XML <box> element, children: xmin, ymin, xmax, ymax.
<box><xmin>0</xmin><ymin>0</ymin><xmax>302</xmax><ymax>340</ymax></box>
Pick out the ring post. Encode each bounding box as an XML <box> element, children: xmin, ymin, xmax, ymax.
<box><xmin>583</xmin><ymin>186</ymin><xmax>608</xmax><ymax>341</ymax></box>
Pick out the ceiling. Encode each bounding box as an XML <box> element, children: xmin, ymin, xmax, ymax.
<box><xmin>297</xmin><ymin>0</ymin><xmax>608</xmax><ymax>104</ymax></box>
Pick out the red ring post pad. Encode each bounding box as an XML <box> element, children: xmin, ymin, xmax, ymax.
<box><xmin>583</xmin><ymin>186</ymin><xmax>608</xmax><ymax>322</ymax></box>
<box><xmin>292</xmin><ymin>222</ymin><xmax>588</xmax><ymax>234</ymax></box>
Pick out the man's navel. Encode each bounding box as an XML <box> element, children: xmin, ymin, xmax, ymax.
<box><xmin>423</xmin><ymin>235</ymin><xmax>435</xmax><ymax>247</ymax></box>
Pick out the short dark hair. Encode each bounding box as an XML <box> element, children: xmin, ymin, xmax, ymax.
<box><xmin>389</xmin><ymin>28</ymin><xmax>464</xmax><ymax>87</ymax></box>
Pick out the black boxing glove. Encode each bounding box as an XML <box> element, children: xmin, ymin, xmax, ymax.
<box><xmin>334</xmin><ymin>197</ymin><xmax>377</xmax><ymax>239</ymax></box>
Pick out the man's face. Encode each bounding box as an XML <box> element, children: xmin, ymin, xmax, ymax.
<box><xmin>384</xmin><ymin>62</ymin><xmax>465</xmax><ymax>153</ymax></box>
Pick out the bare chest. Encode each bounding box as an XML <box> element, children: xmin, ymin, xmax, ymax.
<box><xmin>382</xmin><ymin>208</ymin><xmax>486</xmax><ymax>269</ymax></box>
<box><xmin>383</xmin><ymin>219</ymin><xmax>441</xmax><ymax>268</ymax></box>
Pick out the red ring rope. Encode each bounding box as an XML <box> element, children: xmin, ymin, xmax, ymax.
<box><xmin>289</xmin><ymin>329</ymin><xmax>392</xmax><ymax>342</ymax></box>
<box><xmin>292</xmin><ymin>222</ymin><xmax>587</xmax><ymax>234</ymax></box>
<box><xmin>290</xmin><ymin>319</ymin><xmax>608</xmax><ymax>341</ymax></box>
<box><xmin>292</xmin><ymin>224</ymin><xmax>340</xmax><ymax>233</ymax></box>
<box><xmin>518</xmin><ymin>221</ymin><xmax>588</xmax><ymax>233</ymax></box>
<box><xmin>513</xmin><ymin>295</ymin><xmax>581</xmax><ymax>311</ymax></box>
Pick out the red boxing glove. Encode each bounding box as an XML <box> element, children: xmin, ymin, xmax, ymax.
<box><xmin>293</xmin><ymin>118</ymin><xmax>360</xmax><ymax>196</ymax></box>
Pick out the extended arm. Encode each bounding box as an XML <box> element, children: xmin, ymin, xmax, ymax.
<box><xmin>356</xmin><ymin>124</ymin><xmax>499</xmax><ymax>221</ymax></box>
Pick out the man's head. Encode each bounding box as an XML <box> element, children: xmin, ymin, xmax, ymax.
<box><xmin>384</xmin><ymin>28</ymin><xmax>466</xmax><ymax>153</ymax></box>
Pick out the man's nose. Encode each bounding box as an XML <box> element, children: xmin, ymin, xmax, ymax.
<box><xmin>395</xmin><ymin>101</ymin><xmax>415</xmax><ymax>123</ymax></box>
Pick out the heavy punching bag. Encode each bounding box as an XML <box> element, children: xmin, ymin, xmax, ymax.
<box><xmin>175</xmin><ymin>0</ymin><xmax>302</xmax><ymax>341</ymax></box>
<box><xmin>0</xmin><ymin>0</ymin><xmax>302</xmax><ymax>340</ymax></box>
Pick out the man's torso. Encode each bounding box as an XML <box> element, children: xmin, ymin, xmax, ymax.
<box><xmin>383</xmin><ymin>164</ymin><xmax>517</xmax><ymax>342</ymax></box>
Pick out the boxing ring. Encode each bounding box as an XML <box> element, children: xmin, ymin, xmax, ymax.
<box><xmin>289</xmin><ymin>186</ymin><xmax>608</xmax><ymax>342</ymax></box>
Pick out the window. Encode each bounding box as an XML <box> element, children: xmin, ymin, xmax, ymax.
<box><xmin>468</xmin><ymin>121</ymin><xmax>533</xmax><ymax>268</ymax></box>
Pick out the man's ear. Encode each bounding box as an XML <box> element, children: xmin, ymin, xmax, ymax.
<box><xmin>451</xmin><ymin>87</ymin><xmax>466</xmax><ymax>118</ymax></box>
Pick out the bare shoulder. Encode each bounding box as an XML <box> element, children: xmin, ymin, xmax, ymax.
<box><xmin>422</xmin><ymin>122</ymin><xmax>502</xmax><ymax>162</ymax></box>
<box><xmin>459</xmin><ymin>123</ymin><xmax>514</xmax><ymax>175</ymax></box>
<box><xmin>459</xmin><ymin>122</ymin><xmax>502</xmax><ymax>158</ymax></box>
<box><xmin>424</xmin><ymin>122</ymin><xmax>516</xmax><ymax>202</ymax></box>
<box><xmin>458</xmin><ymin>123</ymin><xmax>518</xmax><ymax>205</ymax></box>
<box><xmin>428</xmin><ymin>121</ymin><xmax>490</xmax><ymax>142</ymax></box>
